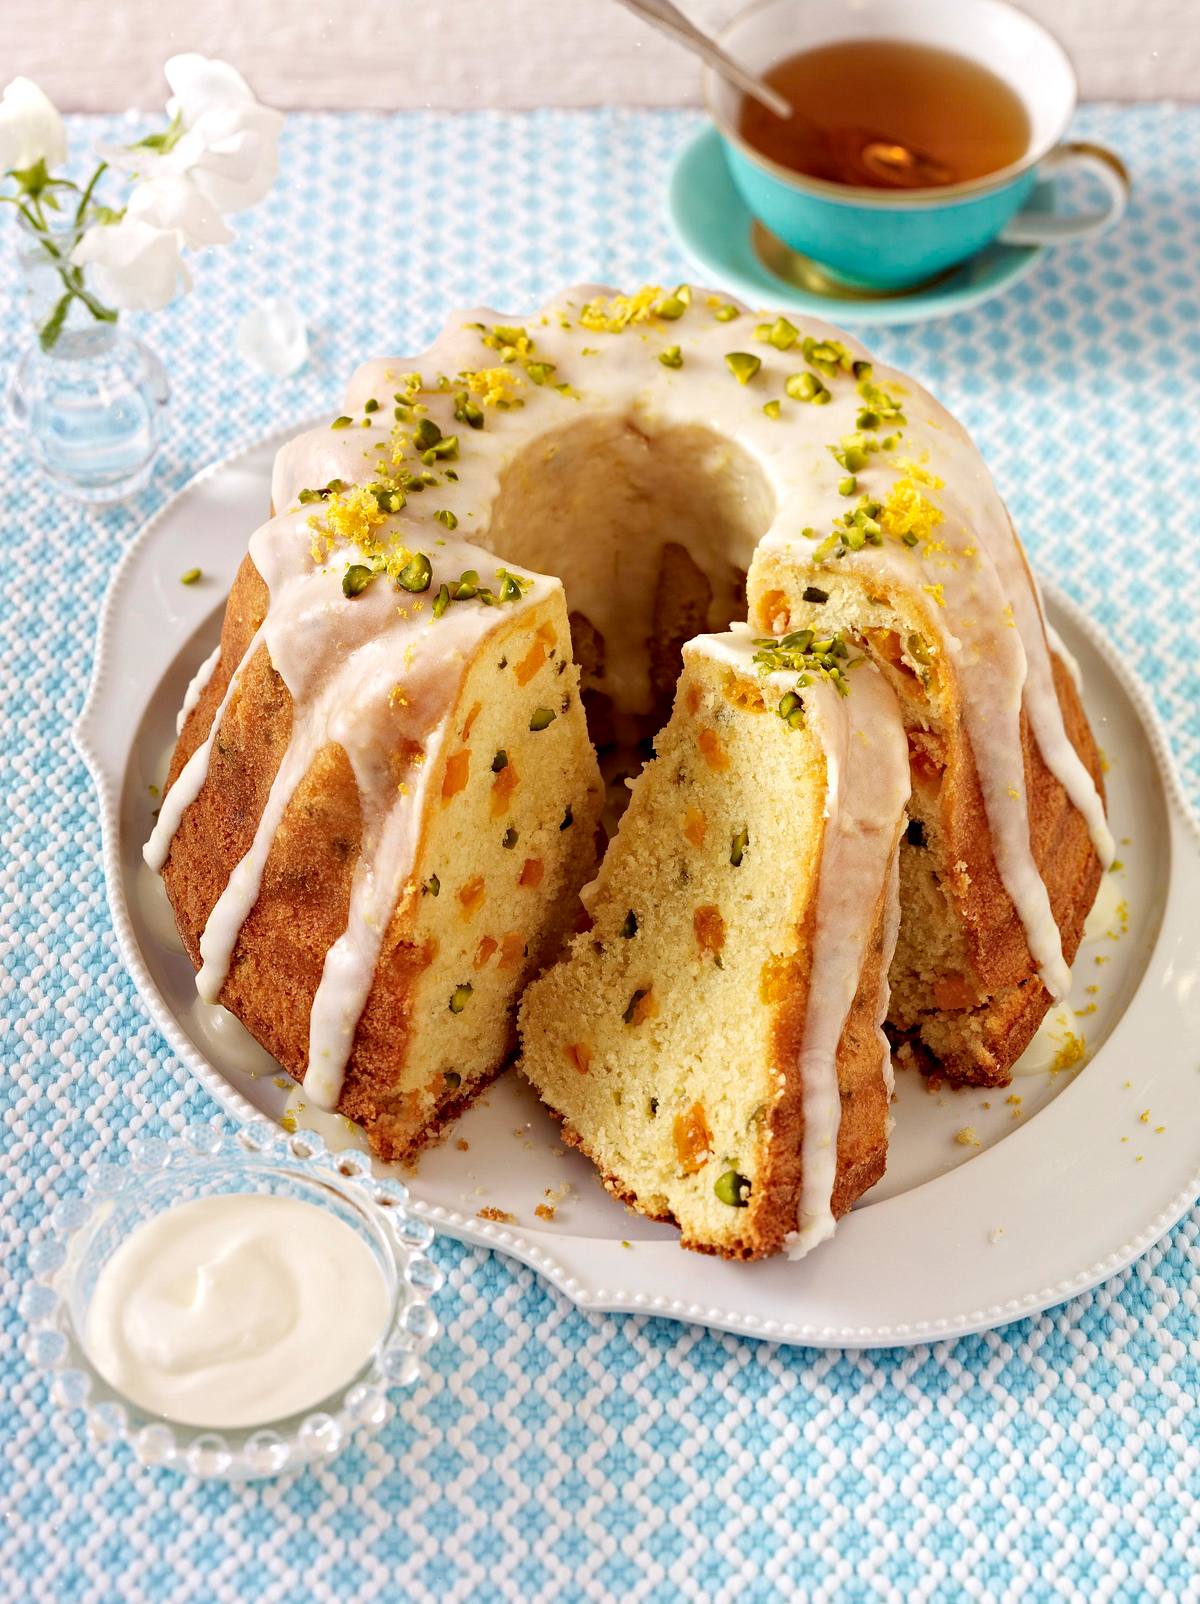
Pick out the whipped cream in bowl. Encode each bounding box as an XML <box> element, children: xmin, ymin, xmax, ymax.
<box><xmin>22</xmin><ymin>1123</ymin><xmax>441</xmax><ymax>1479</ymax></box>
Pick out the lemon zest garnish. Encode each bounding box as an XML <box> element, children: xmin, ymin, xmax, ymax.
<box><xmin>1050</xmin><ymin>1032</ymin><xmax>1087</xmax><ymax>1074</ymax></box>
<box><xmin>922</xmin><ymin>583</ymin><xmax>946</xmax><ymax>607</ymax></box>
<box><xmin>578</xmin><ymin>285</ymin><xmax>663</xmax><ymax>333</ymax></box>
<box><xmin>879</xmin><ymin>469</ymin><xmax>945</xmax><ymax>551</ymax></box>
<box><xmin>460</xmin><ymin>366</ymin><xmax>524</xmax><ymax>407</ymax></box>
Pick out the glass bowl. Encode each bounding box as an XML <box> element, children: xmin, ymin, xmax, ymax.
<box><xmin>20</xmin><ymin>1121</ymin><xmax>442</xmax><ymax>1480</ymax></box>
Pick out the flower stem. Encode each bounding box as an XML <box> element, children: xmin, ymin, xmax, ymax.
<box><xmin>4</xmin><ymin>164</ymin><xmax>120</xmax><ymax>348</ymax></box>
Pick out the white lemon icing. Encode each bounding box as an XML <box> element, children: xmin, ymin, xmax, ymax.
<box><xmin>148</xmin><ymin>284</ymin><xmax>1107</xmax><ymax>1136</ymax></box>
<box><xmin>176</xmin><ymin>643</ymin><xmax>222</xmax><ymax>737</ymax></box>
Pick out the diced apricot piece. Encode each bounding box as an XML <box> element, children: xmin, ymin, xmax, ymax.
<box><xmin>457</xmin><ymin>876</ymin><xmax>486</xmax><ymax>919</ymax></box>
<box><xmin>499</xmin><ymin>931</ymin><xmax>526</xmax><ymax>970</ymax></box>
<box><xmin>759</xmin><ymin>589</ymin><xmax>788</xmax><ymax>632</ymax></box>
<box><xmin>461</xmin><ymin>700</ymin><xmax>482</xmax><ymax>739</ymax></box>
<box><xmin>474</xmin><ymin>935</ymin><xmax>498</xmax><ymax>969</ymax></box>
<box><xmin>515</xmin><ymin>638</ymin><xmax>547</xmax><ymax>686</ymax></box>
<box><xmin>441</xmin><ymin>748</ymin><xmax>470</xmax><ymax>801</ymax></box>
<box><xmin>518</xmin><ymin>857</ymin><xmax>544</xmax><ymax>888</ymax></box>
<box><xmin>933</xmin><ymin>974</ymin><xmax>978</xmax><ymax>1010</ymax></box>
<box><xmin>697</xmin><ymin>727</ymin><xmax>730</xmax><ymax>772</ymax></box>
<box><xmin>565</xmin><ymin>1041</ymin><xmax>592</xmax><ymax>1074</ymax></box>
<box><xmin>759</xmin><ymin>954</ymin><xmax>792</xmax><ymax>1005</ymax></box>
<box><xmin>693</xmin><ymin>904</ymin><xmax>726</xmax><ymax>958</ymax></box>
<box><xmin>682</xmin><ymin>806</ymin><xmax>707</xmax><ymax>848</ymax></box>
<box><xmin>490</xmin><ymin>761</ymin><xmax>519</xmax><ymax>817</ymax></box>
<box><xmin>686</xmin><ymin>683</ymin><xmax>702</xmax><ymax>716</ymax></box>
<box><xmin>673</xmin><ymin>1102</ymin><xmax>713</xmax><ymax>1175</ymax></box>
<box><xmin>624</xmin><ymin>985</ymin><xmax>658</xmax><ymax>1026</ymax></box>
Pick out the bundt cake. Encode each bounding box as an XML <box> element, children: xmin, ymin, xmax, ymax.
<box><xmin>148</xmin><ymin>284</ymin><xmax>1110</xmax><ymax>1254</ymax></box>
<box><xmin>518</xmin><ymin>629</ymin><xmax>909</xmax><ymax>1259</ymax></box>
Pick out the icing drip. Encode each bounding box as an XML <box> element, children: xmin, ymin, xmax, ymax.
<box><xmin>784</xmin><ymin>659</ymin><xmax>910</xmax><ymax>1259</ymax></box>
<box><xmin>145</xmin><ymin>627</ymin><xmax>265</xmax><ymax>874</ymax></box>
<box><xmin>695</xmin><ymin>629</ymin><xmax>909</xmax><ymax>1261</ymax></box>
<box><xmin>176</xmin><ymin>644</ymin><xmax>222</xmax><ymax>737</ymax></box>
<box><xmin>877</xmin><ymin>847</ymin><xmax>902</xmax><ymax>1105</ymax></box>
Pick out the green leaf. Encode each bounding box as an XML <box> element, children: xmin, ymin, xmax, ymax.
<box><xmin>39</xmin><ymin>293</ymin><xmax>72</xmax><ymax>352</ymax></box>
<box><xmin>9</xmin><ymin>159</ymin><xmax>50</xmax><ymax>197</ymax></box>
<box><xmin>131</xmin><ymin>110</ymin><xmax>185</xmax><ymax>155</ymax></box>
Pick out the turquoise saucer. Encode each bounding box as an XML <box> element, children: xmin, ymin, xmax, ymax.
<box><xmin>668</xmin><ymin>126</ymin><xmax>1050</xmax><ymax>326</ymax></box>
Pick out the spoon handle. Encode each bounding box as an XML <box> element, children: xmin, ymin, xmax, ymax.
<box><xmin>614</xmin><ymin>0</ymin><xmax>792</xmax><ymax>119</ymax></box>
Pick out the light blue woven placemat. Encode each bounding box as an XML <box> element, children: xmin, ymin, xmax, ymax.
<box><xmin>2</xmin><ymin>106</ymin><xmax>1198</xmax><ymax>1604</ymax></box>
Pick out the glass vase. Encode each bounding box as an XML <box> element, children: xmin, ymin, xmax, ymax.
<box><xmin>6</xmin><ymin>213</ymin><xmax>170</xmax><ymax>506</ymax></box>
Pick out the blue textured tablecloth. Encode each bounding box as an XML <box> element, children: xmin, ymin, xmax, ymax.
<box><xmin>2</xmin><ymin>106</ymin><xmax>1198</xmax><ymax>1604</ymax></box>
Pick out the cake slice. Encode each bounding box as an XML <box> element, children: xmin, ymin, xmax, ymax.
<box><xmin>748</xmin><ymin>543</ymin><xmax>1105</xmax><ymax>1085</ymax></box>
<box><xmin>518</xmin><ymin>628</ymin><xmax>910</xmax><ymax>1260</ymax></box>
<box><xmin>154</xmin><ymin>537</ymin><xmax>603</xmax><ymax>1162</ymax></box>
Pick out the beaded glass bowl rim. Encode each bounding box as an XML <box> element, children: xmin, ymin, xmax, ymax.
<box><xmin>20</xmin><ymin>1122</ymin><xmax>443</xmax><ymax>1480</ymax></box>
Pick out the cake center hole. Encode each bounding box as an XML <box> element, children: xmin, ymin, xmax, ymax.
<box><xmin>486</xmin><ymin>414</ymin><xmax>775</xmax><ymax>757</ymax></box>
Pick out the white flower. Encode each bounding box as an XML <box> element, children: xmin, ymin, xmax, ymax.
<box><xmin>0</xmin><ymin>77</ymin><xmax>67</xmax><ymax>174</ymax></box>
<box><xmin>71</xmin><ymin>215</ymin><xmax>190</xmax><ymax>311</ymax></box>
<box><xmin>104</xmin><ymin>55</ymin><xmax>282</xmax><ymax>216</ymax></box>
<box><xmin>127</xmin><ymin>173</ymin><xmax>233</xmax><ymax>250</ymax></box>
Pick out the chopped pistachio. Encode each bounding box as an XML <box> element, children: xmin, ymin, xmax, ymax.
<box><xmin>330</xmin><ymin>415</ymin><xmax>352</xmax><ymax>430</ymax></box>
<box><xmin>502</xmin><ymin>826</ymin><xmax>519</xmax><ymax>849</ymax></box>
<box><xmin>803</xmin><ymin>585</ymin><xmax>829</xmax><ymax>604</ymax></box>
<box><xmin>452</xmin><ymin>570</ymin><xmax>479</xmax><ymax>601</ymax></box>
<box><xmin>730</xmin><ymin>826</ymin><xmax>749</xmax><ymax>867</ymax></box>
<box><xmin>342</xmin><ymin>563</ymin><xmax>377</xmax><ymax>598</ymax></box>
<box><xmin>658</xmin><ymin>345</ymin><xmax>683</xmax><ymax>369</ymax></box>
<box><xmin>762</xmin><ymin>399</ymin><xmax>782</xmax><ymax>420</ymax></box>
<box><xmin>434</xmin><ymin>508</ymin><xmax>458</xmax><ymax>529</ymax></box>
<box><xmin>621</xmin><ymin>910</ymin><xmax>638</xmax><ymax>939</ymax></box>
<box><xmin>179</xmin><ymin>567</ymin><xmax>202</xmax><ymax>585</ymax></box>
<box><xmin>423</xmin><ymin>874</ymin><xmax>441</xmax><ymax>897</ymax></box>
<box><xmin>713</xmin><ymin>303</ymin><xmax>739</xmax><ymax>322</ymax></box>
<box><xmin>529</xmin><ymin>707</ymin><xmax>556</xmax><ymax>731</ymax></box>
<box><xmin>777</xmin><ymin>690</ymin><xmax>805</xmax><ymax>728</ymax></box>
<box><xmin>449</xmin><ymin>983</ymin><xmax>473</xmax><ymax>1014</ymax></box>
<box><xmin>725</xmin><ymin>352</ymin><xmax>761</xmax><ymax>385</ymax></box>
<box><xmin>397</xmin><ymin>552</ymin><xmax>433</xmax><ymax>593</ymax></box>
<box><xmin>444</xmin><ymin>1070</ymin><xmax>461</xmax><ymax>1089</ymax></box>
<box><xmin>364</xmin><ymin>397</ymin><xmax>380</xmax><ymax>413</ymax></box>
<box><xmin>785</xmin><ymin>370</ymin><xmax>829</xmax><ymax>404</ymax></box>
<box><xmin>654</xmin><ymin>293</ymin><xmax>687</xmax><ymax>320</ymax></box>
<box><xmin>838</xmin><ymin>475</ymin><xmax>858</xmax><ymax>497</ymax></box>
<box><xmin>714</xmin><ymin>1169</ymin><xmax>750</xmax><ymax>1207</ymax></box>
<box><xmin>433</xmin><ymin>583</ymin><xmax>451</xmax><ymax>619</ymax></box>
<box><xmin>525</xmin><ymin>361</ymin><xmax>556</xmax><ymax>385</ymax></box>
<box><xmin>492</xmin><ymin>750</ymin><xmax>508</xmax><ymax>773</ymax></box>
<box><xmin>756</xmin><ymin>315</ymin><xmax>799</xmax><ymax>350</ymax></box>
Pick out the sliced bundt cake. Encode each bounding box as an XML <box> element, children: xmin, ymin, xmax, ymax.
<box><xmin>148</xmin><ymin>284</ymin><xmax>1111</xmax><ymax>1214</ymax></box>
<box><xmin>149</xmin><ymin>524</ymin><xmax>602</xmax><ymax>1161</ymax></box>
<box><xmin>518</xmin><ymin>629</ymin><xmax>909</xmax><ymax>1260</ymax></box>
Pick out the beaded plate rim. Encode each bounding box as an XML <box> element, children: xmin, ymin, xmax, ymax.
<box><xmin>76</xmin><ymin>425</ymin><xmax>1200</xmax><ymax>1350</ymax></box>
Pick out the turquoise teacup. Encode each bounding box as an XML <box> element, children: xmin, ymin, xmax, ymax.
<box><xmin>704</xmin><ymin>0</ymin><xmax>1130</xmax><ymax>292</ymax></box>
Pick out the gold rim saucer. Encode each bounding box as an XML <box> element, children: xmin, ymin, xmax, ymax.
<box><xmin>750</xmin><ymin>220</ymin><xmax>961</xmax><ymax>302</ymax></box>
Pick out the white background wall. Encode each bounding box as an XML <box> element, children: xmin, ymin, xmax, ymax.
<box><xmin>7</xmin><ymin>0</ymin><xmax>1195</xmax><ymax>110</ymax></box>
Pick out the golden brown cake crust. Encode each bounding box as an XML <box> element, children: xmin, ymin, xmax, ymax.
<box><xmin>902</xmin><ymin>649</ymin><xmax>1105</xmax><ymax>1085</ymax></box>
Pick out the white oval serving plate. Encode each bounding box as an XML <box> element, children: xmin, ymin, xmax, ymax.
<box><xmin>76</xmin><ymin>428</ymin><xmax>1200</xmax><ymax>1348</ymax></box>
